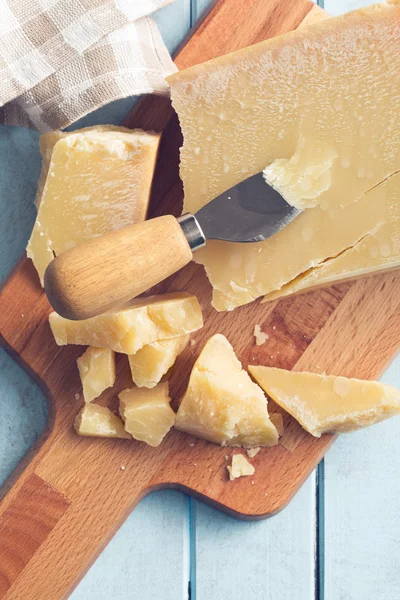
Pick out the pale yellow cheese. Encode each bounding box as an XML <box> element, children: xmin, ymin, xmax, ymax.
<box><xmin>35</xmin><ymin>125</ymin><xmax>134</xmax><ymax>207</ymax></box>
<box><xmin>75</xmin><ymin>404</ymin><xmax>131</xmax><ymax>439</ymax></box>
<box><xmin>227</xmin><ymin>454</ymin><xmax>255</xmax><ymax>480</ymax></box>
<box><xmin>49</xmin><ymin>293</ymin><xmax>203</xmax><ymax>354</ymax></box>
<box><xmin>175</xmin><ymin>334</ymin><xmax>279</xmax><ymax>447</ymax></box>
<box><xmin>119</xmin><ymin>382</ymin><xmax>175</xmax><ymax>447</ymax></box>
<box><xmin>27</xmin><ymin>127</ymin><xmax>161</xmax><ymax>284</ymax></box>
<box><xmin>249</xmin><ymin>366</ymin><xmax>400</xmax><ymax>437</ymax></box>
<box><xmin>246</xmin><ymin>447</ymin><xmax>260</xmax><ymax>458</ymax></box>
<box><xmin>128</xmin><ymin>335</ymin><xmax>189</xmax><ymax>388</ymax></box>
<box><xmin>77</xmin><ymin>347</ymin><xmax>115</xmax><ymax>403</ymax></box>
<box><xmin>168</xmin><ymin>2</ymin><xmax>400</xmax><ymax>310</ymax></box>
<box><xmin>263</xmin><ymin>175</ymin><xmax>400</xmax><ymax>301</ymax></box>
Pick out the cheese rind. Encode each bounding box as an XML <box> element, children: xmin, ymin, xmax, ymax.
<box><xmin>28</xmin><ymin>127</ymin><xmax>160</xmax><ymax>284</ymax></box>
<box><xmin>249</xmin><ymin>366</ymin><xmax>400</xmax><ymax>437</ymax></box>
<box><xmin>175</xmin><ymin>334</ymin><xmax>279</xmax><ymax>447</ymax></box>
<box><xmin>77</xmin><ymin>347</ymin><xmax>115</xmax><ymax>403</ymax></box>
<box><xmin>128</xmin><ymin>335</ymin><xmax>189</xmax><ymax>388</ymax></box>
<box><xmin>75</xmin><ymin>404</ymin><xmax>131</xmax><ymax>439</ymax></box>
<box><xmin>227</xmin><ymin>454</ymin><xmax>255</xmax><ymax>480</ymax></box>
<box><xmin>49</xmin><ymin>293</ymin><xmax>203</xmax><ymax>354</ymax></box>
<box><xmin>168</xmin><ymin>3</ymin><xmax>400</xmax><ymax>310</ymax></box>
<box><xmin>119</xmin><ymin>382</ymin><xmax>175</xmax><ymax>447</ymax></box>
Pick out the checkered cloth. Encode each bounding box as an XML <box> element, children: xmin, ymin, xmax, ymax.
<box><xmin>0</xmin><ymin>0</ymin><xmax>177</xmax><ymax>131</ymax></box>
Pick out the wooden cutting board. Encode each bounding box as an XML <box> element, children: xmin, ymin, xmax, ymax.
<box><xmin>1</xmin><ymin>1</ymin><xmax>400</xmax><ymax>598</ymax></box>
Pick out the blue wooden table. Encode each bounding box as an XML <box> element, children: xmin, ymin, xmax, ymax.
<box><xmin>1</xmin><ymin>1</ymin><xmax>399</xmax><ymax>598</ymax></box>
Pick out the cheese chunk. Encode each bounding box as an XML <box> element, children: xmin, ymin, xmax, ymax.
<box><xmin>77</xmin><ymin>347</ymin><xmax>115</xmax><ymax>403</ymax></box>
<box><xmin>227</xmin><ymin>454</ymin><xmax>255</xmax><ymax>480</ymax></box>
<box><xmin>35</xmin><ymin>125</ymin><xmax>134</xmax><ymax>207</ymax></box>
<box><xmin>129</xmin><ymin>335</ymin><xmax>189</xmax><ymax>388</ymax></box>
<box><xmin>28</xmin><ymin>127</ymin><xmax>160</xmax><ymax>283</ymax></box>
<box><xmin>249</xmin><ymin>367</ymin><xmax>400</xmax><ymax>437</ymax></box>
<box><xmin>263</xmin><ymin>175</ymin><xmax>400</xmax><ymax>301</ymax></box>
<box><xmin>49</xmin><ymin>293</ymin><xmax>203</xmax><ymax>354</ymax></box>
<box><xmin>168</xmin><ymin>2</ymin><xmax>400</xmax><ymax>310</ymax></box>
<box><xmin>75</xmin><ymin>404</ymin><xmax>131</xmax><ymax>439</ymax></box>
<box><xmin>246</xmin><ymin>447</ymin><xmax>260</xmax><ymax>458</ymax></box>
<box><xmin>119</xmin><ymin>382</ymin><xmax>175</xmax><ymax>447</ymax></box>
<box><xmin>175</xmin><ymin>334</ymin><xmax>279</xmax><ymax>447</ymax></box>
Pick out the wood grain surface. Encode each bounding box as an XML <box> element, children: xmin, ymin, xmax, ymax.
<box><xmin>1</xmin><ymin>1</ymin><xmax>400</xmax><ymax>598</ymax></box>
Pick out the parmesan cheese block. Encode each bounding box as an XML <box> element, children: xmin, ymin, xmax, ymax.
<box><xmin>128</xmin><ymin>334</ymin><xmax>189</xmax><ymax>388</ymax></box>
<box><xmin>227</xmin><ymin>454</ymin><xmax>255</xmax><ymax>480</ymax></box>
<box><xmin>249</xmin><ymin>366</ymin><xmax>400</xmax><ymax>437</ymax></box>
<box><xmin>75</xmin><ymin>404</ymin><xmax>131</xmax><ymax>439</ymax></box>
<box><xmin>77</xmin><ymin>347</ymin><xmax>115</xmax><ymax>403</ymax></box>
<box><xmin>49</xmin><ymin>293</ymin><xmax>203</xmax><ymax>354</ymax></box>
<box><xmin>175</xmin><ymin>334</ymin><xmax>279</xmax><ymax>447</ymax></box>
<box><xmin>168</xmin><ymin>2</ymin><xmax>400</xmax><ymax>311</ymax></box>
<box><xmin>28</xmin><ymin>127</ymin><xmax>161</xmax><ymax>284</ymax></box>
<box><xmin>119</xmin><ymin>382</ymin><xmax>175</xmax><ymax>447</ymax></box>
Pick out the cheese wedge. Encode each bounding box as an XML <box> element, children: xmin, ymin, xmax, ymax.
<box><xmin>168</xmin><ymin>2</ymin><xmax>400</xmax><ymax>310</ymax></box>
<box><xmin>175</xmin><ymin>334</ymin><xmax>279</xmax><ymax>447</ymax></box>
<box><xmin>75</xmin><ymin>404</ymin><xmax>131</xmax><ymax>439</ymax></box>
<box><xmin>49</xmin><ymin>293</ymin><xmax>203</xmax><ymax>354</ymax></box>
<box><xmin>249</xmin><ymin>366</ymin><xmax>400</xmax><ymax>437</ymax></box>
<box><xmin>227</xmin><ymin>454</ymin><xmax>255</xmax><ymax>481</ymax></box>
<box><xmin>128</xmin><ymin>335</ymin><xmax>189</xmax><ymax>388</ymax></box>
<box><xmin>119</xmin><ymin>382</ymin><xmax>175</xmax><ymax>447</ymax></box>
<box><xmin>77</xmin><ymin>347</ymin><xmax>115</xmax><ymax>403</ymax></box>
<box><xmin>27</xmin><ymin>127</ymin><xmax>161</xmax><ymax>284</ymax></box>
<box><xmin>35</xmin><ymin>125</ymin><xmax>135</xmax><ymax>207</ymax></box>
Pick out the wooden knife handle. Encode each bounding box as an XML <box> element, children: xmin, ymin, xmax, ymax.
<box><xmin>44</xmin><ymin>215</ymin><xmax>193</xmax><ymax>320</ymax></box>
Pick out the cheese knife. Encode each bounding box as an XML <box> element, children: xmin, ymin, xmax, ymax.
<box><xmin>44</xmin><ymin>172</ymin><xmax>301</xmax><ymax>320</ymax></box>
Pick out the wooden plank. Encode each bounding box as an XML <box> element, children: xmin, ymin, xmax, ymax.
<box><xmin>195</xmin><ymin>472</ymin><xmax>317</xmax><ymax>600</ymax></box>
<box><xmin>321</xmin><ymin>4</ymin><xmax>400</xmax><ymax>600</ymax></box>
<box><xmin>325</xmin><ymin>0</ymin><xmax>383</xmax><ymax>16</ymax></box>
<box><xmin>70</xmin><ymin>491</ymin><xmax>190</xmax><ymax>600</ymax></box>
<box><xmin>323</xmin><ymin>360</ymin><xmax>400</xmax><ymax>600</ymax></box>
<box><xmin>154</xmin><ymin>0</ymin><xmax>192</xmax><ymax>52</ymax></box>
<box><xmin>191</xmin><ymin>0</ymin><xmax>216</xmax><ymax>23</ymax></box>
<box><xmin>0</xmin><ymin>6</ymin><xmax>192</xmax><ymax>600</ymax></box>
<box><xmin>192</xmin><ymin>3</ymin><xmax>319</xmax><ymax>597</ymax></box>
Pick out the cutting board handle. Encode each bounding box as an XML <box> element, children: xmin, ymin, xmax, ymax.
<box><xmin>0</xmin><ymin>407</ymin><xmax>156</xmax><ymax>599</ymax></box>
<box><xmin>44</xmin><ymin>215</ymin><xmax>193</xmax><ymax>320</ymax></box>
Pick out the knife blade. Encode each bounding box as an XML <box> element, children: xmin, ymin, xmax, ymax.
<box><xmin>179</xmin><ymin>171</ymin><xmax>301</xmax><ymax>248</ymax></box>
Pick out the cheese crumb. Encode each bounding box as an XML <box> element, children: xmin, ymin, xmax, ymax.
<box><xmin>253</xmin><ymin>324</ymin><xmax>268</xmax><ymax>346</ymax></box>
<box><xmin>190</xmin><ymin>339</ymin><xmax>196</xmax><ymax>346</ymax></box>
<box><xmin>120</xmin><ymin>466</ymin><xmax>126</xmax><ymax>471</ymax></box>
<box><xmin>74</xmin><ymin>393</ymin><xmax>80</xmax><ymax>400</ymax></box>
<box><xmin>246</xmin><ymin>447</ymin><xmax>260</xmax><ymax>458</ymax></box>
<box><xmin>227</xmin><ymin>454</ymin><xmax>255</xmax><ymax>481</ymax></box>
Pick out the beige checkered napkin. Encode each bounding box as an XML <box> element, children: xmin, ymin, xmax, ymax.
<box><xmin>0</xmin><ymin>0</ymin><xmax>177</xmax><ymax>131</ymax></box>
